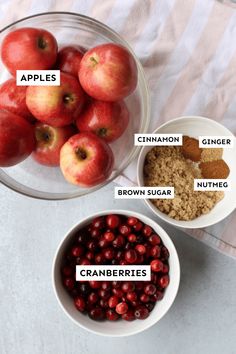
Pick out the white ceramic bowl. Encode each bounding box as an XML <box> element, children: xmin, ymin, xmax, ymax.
<box><xmin>137</xmin><ymin>116</ymin><xmax>236</xmax><ymax>229</ymax></box>
<box><xmin>52</xmin><ymin>210</ymin><xmax>180</xmax><ymax>337</ymax></box>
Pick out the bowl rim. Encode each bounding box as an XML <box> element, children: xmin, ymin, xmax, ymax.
<box><xmin>137</xmin><ymin>115</ymin><xmax>236</xmax><ymax>229</ymax></box>
<box><xmin>0</xmin><ymin>11</ymin><xmax>150</xmax><ymax>200</ymax></box>
<box><xmin>52</xmin><ymin>209</ymin><xmax>180</xmax><ymax>337</ymax></box>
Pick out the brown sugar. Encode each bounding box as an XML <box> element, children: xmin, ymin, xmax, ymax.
<box><xmin>199</xmin><ymin>159</ymin><xmax>230</xmax><ymax>179</ymax></box>
<box><xmin>201</xmin><ymin>148</ymin><xmax>223</xmax><ymax>162</ymax></box>
<box><xmin>181</xmin><ymin>136</ymin><xmax>202</xmax><ymax>162</ymax></box>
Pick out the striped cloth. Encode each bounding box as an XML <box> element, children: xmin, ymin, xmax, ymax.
<box><xmin>0</xmin><ymin>0</ymin><xmax>236</xmax><ymax>257</ymax></box>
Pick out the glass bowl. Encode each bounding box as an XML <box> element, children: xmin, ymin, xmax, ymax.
<box><xmin>0</xmin><ymin>12</ymin><xmax>150</xmax><ymax>200</ymax></box>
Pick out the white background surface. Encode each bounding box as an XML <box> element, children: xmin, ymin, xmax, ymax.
<box><xmin>0</xmin><ymin>182</ymin><xmax>236</xmax><ymax>354</ymax></box>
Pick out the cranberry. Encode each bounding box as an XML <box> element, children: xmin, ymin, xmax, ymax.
<box><xmin>142</xmin><ymin>225</ymin><xmax>152</xmax><ymax>237</ymax></box>
<box><xmin>86</xmin><ymin>251</ymin><xmax>94</xmax><ymax>261</ymax></box>
<box><xmin>101</xmin><ymin>281</ymin><xmax>111</xmax><ymax>290</ymax></box>
<box><xmin>62</xmin><ymin>266</ymin><xmax>73</xmax><ymax>276</ymax></box>
<box><xmin>128</xmin><ymin>234</ymin><xmax>137</xmax><ymax>243</ymax></box>
<box><xmin>104</xmin><ymin>231</ymin><xmax>115</xmax><ymax>242</ymax></box>
<box><xmin>161</xmin><ymin>246</ymin><xmax>170</xmax><ymax>260</ymax></box>
<box><xmin>88</xmin><ymin>292</ymin><xmax>98</xmax><ymax>304</ymax></box>
<box><xmin>74</xmin><ymin>296</ymin><xmax>85</xmax><ymax>312</ymax></box>
<box><xmin>146</xmin><ymin>302</ymin><xmax>155</xmax><ymax>312</ymax></box>
<box><xmin>112</xmin><ymin>288</ymin><xmax>123</xmax><ymax>298</ymax></box>
<box><xmin>151</xmin><ymin>259</ymin><xmax>163</xmax><ymax>272</ymax></box>
<box><xmin>111</xmin><ymin>259</ymin><xmax>119</xmax><ymax>265</ymax></box>
<box><xmin>115</xmin><ymin>251</ymin><xmax>123</xmax><ymax>261</ymax></box>
<box><xmin>87</xmin><ymin>240</ymin><xmax>97</xmax><ymax>252</ymax></box>
<box><xmin>125</xmin><ymin>249</ymin><xmax>137</xmax><ymax>264</ymax></box>
<box><xmin>148</xmin><ymin>234</ymin><xmax>161</xmax><ymax>245</ymax></box>
<box><xmin>127</xmin><ymin>217</ymin><xmax>138</xmax><ymax>226</ymax></box>
<box><xmin>126</xmin><ymin>292</ymin><xmax>137</xmax><ymax>302</ymax></box>
<box><xmin>140</xmin><ymin>294</ymin><xmax>150</xmax><ymax>303</ymax></box>
<box><xmin>89</xmin><ymin>281</ymin><xmax>101</xmax><ymax>289</ymax></box>
<box><xmin>71</xmin><ymin>245</ymin><xmax>84</xmax><ymax>257</ymax></box>
<box><xmin>98</xmin><ymin>238</ymin><xmax>109</xmax><ymax>248</ymax></box>
<box><xmin>135</xmin><ymin>282</ymin><xmax>144</xmax><ymax>291</ymax></box>
<box><xmin>133</xmin><ymin>221</ymin><xmax>143</xmax><ymax>232</ymax></box>
<box><xmin>103</xmin><ymin>247</ymin><xmax>115</xmax><ymax>260</ymax></box>
<box><xmin>159</xmin><ymin>275</ymin><xmax>169</xmax><ymax>288</ymax></box>
<box><xmin>95</xmin><ymin>253</ymin><xmax>105</xmax><ymax>264</ymax></box>
<box><xmin>112</xmin><ymin>281</ymin><xmax>121</xmax><ymax>289</ymax></box>
<box><xmin>144</xmin><ymin>284</ymin><xmax>156</xmax><ymax>296</ymax></box>
<box><xmin>77</xmin><ymin>233</ymin><xmax>87</xmax><ymax>244</ymax></box>
<box><xmin>163</xmin><ymin>264</ymin><xmax>169</xmax><ymax>273</ymax></box>
<box><xmin>89</xmin><ymin>307</ymin><xmax>105</xmax><ymax>321</ymax></box>
<box><xmin>135</xmin><ymin>254</ymin><xmax>144</xmax><ymax>264</ymax></box>
<box><xmin>151</xmin><ymin>291</ymin><xmax>164</xmax><ymax>301</ymax></box>
<box><xmin>113</xmin><ymin>235</ymin><xmax>125</xmax><ymax>248</ymax></box>
<box><xmin>122</xmin><ymin>281</ymin><xmax>135</xmax><ymax>293</ymax></box>
<box><xmin>135</xmin><ymin>244</ymin><xmax>146</xmax><ymax>255</ymax></box>
<box><xmin>100</xmin><ymin>299</ymin><xmax>109</xmax><ymax>309</ymax></box>
<box><xmin>119</xmin><ymin>260</ymin><xmax>128</xmax><ymax>265</ymax></box>
<box><xmin>98</xmin><ymin>289</ymin><xmax>110</xmax><ymax>299</ymax></box>
<box><xmin>122</xmin><ymin>309</ymin><xmax>135</xmax><ymax>321</ymax></box>
<box><xmin>124</xmin><ymin>242</ymin><xmax>132</xmax><ymax>250</ymax></box>
<box><xmin>116</xmin><ymin>302</ymin><xmax>128</xmax><ymax>315</ymax></box>
<box><xmin>92</xmin><ymin>217</ymin><xmax>105</xmax><ymax>229</ymax></box>
<box><xmin>79</xmin><ymin>283</ymin><xmax>90</xmax><ymax>296</ymax></box>
<box><xmin>90</xmin><ymin>228</ymin><xmax>101</xmax><ymax>238</ymax></box>
<box><xmin>119</xmin><ymin>224</ymin><xmax>131</xmax><ymax>236</ymax></box>
<box><xmin>80</xmin><ymin>258</ymin><xmax>91</xmax><ymax>265</ymax></box>
<box><xmin>150</xmin><ymin>245</ymin><xmax>161</xmax><ymax>258</ymax></box>
<box><xmin>63</xmin><ymin>277</ymin><xmax>75</xmax><ymax>290</ymax></box>
<box><xmin>106</xmin><ymin>214</ymin><xmax>120</xmax><ymax>229</ymax></box>
<box><xmin>108</xmin><ymin>295</ymin><xmax>119</xmax><ymax>308</ymax></box>
<box><xmin>106</xmin><ymin>309</ymin><xmax>119</xmax><ymax>321</ymax></box>
<box><xmin>134</xmin><ymin>305</ymin><xmax>149</xmax><ymax>319</ymax></box>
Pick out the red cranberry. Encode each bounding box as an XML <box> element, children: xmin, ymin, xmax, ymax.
<box><xmin>135</xmin><ymin>244</ymin><xmax>146</xmax><ymax>255</ymax></box>
<box><xmin>150</xmin><ymin>245</ymin><xmax>161</xmax><ymax>258</ymax></box>
<box><xmin>95</xmin><ymin>253</ymin><xmax>105</xmax><ymax>264</ymax></box>
<box><xmin>104</xmin><ymin>231</ymin><xmax>115</xmax><ymax>242</ymax></box>
<box><xmin>98</xmin><ymin>237</ymin><xmax>109</xmax><ymax>248</ymax></box>
<box><xmin>112</xmin><ymin>288</ymin><xmax>123</xmax><ymax>298</ymax></box>
<box><xmin>122</xmin><ymin>309</ymin><xmax>135</xmax><ymax>321</ymax></box>
<box><xmin>87</xmin><ymin>240</ymin><xmax>97</xmax><ymax>251</ymax></box>
<box><xmin>115</xmin><ymin>251</ymin><xmax>123</xmax><ymax>261</ymax></box>
<box><xmin>148</xmin><ymin>234</ymin><xmax>161</xmax><ymax>245</ymax></box>
<box><xmin>90</xmin><ymin>228</ymin><xmax>101</xmax><ymax>238</ymax></box>
<box><xmin>89</xmin><ymin>307</ymin><xmax>105</xmax><ymax>321</ymax></box>
<box><xmin>100</xmin><ymin>299</ymin><xmax>109</xmax><ymax>309</ymax></box>
<box><xmin>116</xmin><ymin>302</ymin><xmax>128</xmax><ymax>315</ymax></box>
<box><xmin>126</xmin><ymin>292</ymin><xmax>137</xmax><ymax>302</ymax></box>
<box><xmin>133</xmin><ymin>221</ymin><xmax>143</xmax><ymax>232</ymax></box>
<box><xmin>92</xmin><ymin>216</ymin><xmax>105</xmax><ymax>229</ymax></box>
<box><xmin>103</xmin><ymin>247</ymin><xmax>115</xmax><ymax>260</ymax></box>
<box><xmin>89</xmin><ymin>281</ymin><xmax>101</xmax><ymax>289</ymax></box>
<box><xmin>135</xmin><ymin>253</ymin><xmax>144</xmax><ymax>264</ymax></box>
<box><xmin>119</xmin><ymin>224</ymin><xmax>131</xmax><ymax>236</ymax></box>
<box><xmin>161</xmin><ymin>246</ymin><xmax>170</xmax><ymax>260</ymax></box>
<box><xmin>88</xmin><ymin>292</ymin><xmax>98</xmax><ymax>304</ymax></box>
<box><xmin>106</xmin><ymin>309</ymin><xmax>119</xmax><ymax>321</ymax></box>
<box><xmin>108</xmin><ymin>295</ymin><xmax>119</xmax><ymax>308</ymax></box>
<box><xmin>77</xmin><ymin>233</ymin><xmax>87</xmax><ymax>244</ymax></box>
<box><xmin>119</xmin><ymin>260</ymin><xmax>128</xmax><ymax>265</ymax></box>
<box><xmin>106</xmin><ymin>214</ymin><xmax>120</xmax><ymax>229</ymax></box>
<box><xmin>112</xmin><ymin>281</ymin><xmax>121</xmax><ymax>289</ymax></box>
<box><xmin>74</xmin><ymin>296</ymin><xmax>85</xmax><ymax>312</ymax></box>
<box><xmin>80</xmin><ymin>258</ymin><xmax>91</xmax><ymax>265</ymax></box>
<box><xmin>127</xmin><ymin>217</ymin><xmax>138</xmax><ymax>226</ymax></box>
<box><xmin>151</xmin><ymin>259</ymin><xmax>163</xmax><ymax>272</ymax></box>
<box><xmin>113</xmin><ymin>235</ymin><xmax>125</xmax><ymax>248</ymax></box>
<box><xmin>144</xmin><ymin>284</ymin><xmax>156</xmax><ymax>296</ymax></box>
<box><xmin>101</xmin><ymin>281</ymin><xmax>111</xmax><ymax>290</ymax></box>
<box><xmin>140</xmin><ymin>294</ymin><xmax>150</xmax><ymax>303</ymax></box>
<box><xmin>135</xmin><ymin>282</ymin><xmax>144</xmax><ymax>291</ymax></box>
<box><xmin>159</xmin><ymin>275</ymin><xmax>169</xmax><ymax>288</ymax></box>
<box><xmin>134</xmin><ymin>305</ymin><xmax>149</xmax><ymax>319</ymax></box>
<box><xmin>79</xmin><ymin>283</ymin><xmax>90</xmax><ymax>296</ymax></box>
<box><xmin>125</xmin><ymin>249</ymin><xmax>137</xmax><ymax>264</ymax></box>
<box><xmin>98</xmin><ymin>289</ymin><xmax>110</xmax><ymax>299</ymax></box>
<box><xmin>146</xmin><ymin>302</ymin><xmax>155</xmax><ymax>312</ymax></box>
<box><xmin>86</xmin><ymin>251</ymin><xmax>94</xmax><ymax>261</ymax></box>
<box><xmin>63</xmin><ymin>277</ymin><xmax>74</xmax><ymax>290</ymax></box>
<box><xmin>62</xmin><ymin>266</ymin><xmax>73</xmax><ymax>276</ymax></box>
<box><xmin>122</xmin><ymin>281</ymin><xmax>135</xmax><ymax>293</ymax></box>
<box><xmin>71</xmin><ymin>245</ymin><xmax>84</xmax><ymax>257</ymax></box>
<box><xmin>151</xmin><ymin>291</ymin><xmax>164</xmax><ymax>301</ymax></box>
<box><xmin>128</xmin><ymin>234</ymin><xmax>137</xmax><ymax>243</ymax></box>
<box><xmin>163</xmin><ymin>264</ymin><xmax>169</xmax><ymax>273</ymax></box>
<box><xmin>124</xmin><ymin>242</ymin><xmax>132</xmax><ymax>250</ymax></box>
<box><xmin>142</xmin><ymin>225</ymin><xmax>152</xmax><ymax>237</ymax></box>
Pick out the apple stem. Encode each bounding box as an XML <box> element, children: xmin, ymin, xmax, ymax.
<box><xmin>76</xmin><ymin>148</ymin><xmax>87</xmax><ymax>160</ymax></box>
<box><xmin>98</xmin><ymin>128</ymin><xmax>107</xmax><ymax>137</ymax></box>
<box><xmin>90</xmin><ymin>57</ymin><xmax>98</xmax><ymax>66</ymax></box>
<box><xmin>38</xmin><ymin>37</ymin><xmax>47</xmax><ymax>49</ymax></box>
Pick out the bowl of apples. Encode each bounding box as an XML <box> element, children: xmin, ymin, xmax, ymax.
<box><xmin>0</xmin><ymin>12</ymin><xmax>150</xmax><ymax>199</ymax></box>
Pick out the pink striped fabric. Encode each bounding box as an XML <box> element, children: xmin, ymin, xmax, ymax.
<box><xmin>0</xmin><ymin>0</ymin><xmax>235</xmax><ymax>257</ymax></box>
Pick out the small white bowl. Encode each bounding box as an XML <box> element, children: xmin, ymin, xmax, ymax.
<box><xmin>137</xmin><ymin>116</ymin><xmax>236</xmax><ymax>229</ymax></box>
<box><xmin>52</xmin><ymin>210</ymin><xmax>180</xmax><ymax>337</ymax></box>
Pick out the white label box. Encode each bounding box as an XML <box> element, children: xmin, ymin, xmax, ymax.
<box><xmin>199</xmin><ymin>136</ymin><xmax>234</xmax><ymax>148</ymax></box>
<box><xmin>134</xmin><ymin>133</ymin><xmax>183</xmax><ymax>146</ymax></box>
<box><xmin>114</xmin><ymin>186</ymin><xmax>174</xmax><ymax>199</ymax></box>
<box><xmin>194</xmin><ymin>179</ymin><xmax>231</xmax><ymax>191</ymax></box>
<box><xmin>16</xmin><ymin>70</ymin><xmax>60</xmax><ymax>86</ymax></box>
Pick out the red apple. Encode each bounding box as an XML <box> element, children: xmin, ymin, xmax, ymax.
<box><xmin>33</xmin><ymin>123</ymin><xmax>75</xmax><ymax>166</ymax></box>
<box><xmin>0</xmin><ymin>109</ymin><xmax>35</xmax><ymax>167</ymax></box>
<box><xmin>1</xmin><ymin>27</ymin><xmax>58</xmax><ymax>75</ymax></box>
<box><xmin>0</xmin><ymin>78</ymin><xmax>34</xmax><ymax>123</ymax></box>
<box><xmin>76</xmin><ymin>99</ymin><xmax>129</xmax><ymax>143</ymax></box>
<box><xmin>60</xmin><ymin>132</ymin><xmax>114</xmax><ymax>187</ymax></box>
<box><xmin>57</xmin><ymin>45</ymin><xmax>85</xmax><ymax>77</ymax></box>
<box><xmin>26</xmin><ymin>72</ymin><xmax>85</xmax><ymax>127</ymax></box>
<box><xmin>78</xmin><ymin>43</ymin><xmax>137</xmax><ymax>101</ymax></box>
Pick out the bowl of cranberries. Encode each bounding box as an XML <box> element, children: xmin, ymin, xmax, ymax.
<box><xmin>52</xmin><ymin>211</ymin><xmax>180</xmax><ymax>336</ymax></box>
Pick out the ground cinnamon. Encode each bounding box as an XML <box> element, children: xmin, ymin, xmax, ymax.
<box><xmin>181</xmin><ymin>135</ymin><xmax>202</xmax><ymax>162</ymax></box>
